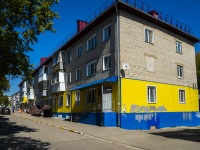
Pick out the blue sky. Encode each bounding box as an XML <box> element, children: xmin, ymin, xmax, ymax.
<box><xmin>6</xmin><ymin>0</ymin><xmax>200</xmax><ymax>96</ymax></box>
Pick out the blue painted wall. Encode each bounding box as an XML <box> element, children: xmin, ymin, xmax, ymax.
<box><xmin>120</xmin><ymin>112</ymin><xmax>200</xmax><ymax>130</ymax></box>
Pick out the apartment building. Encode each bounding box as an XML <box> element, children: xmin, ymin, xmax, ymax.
<box><xmin>19</xmin><ymin>0</ymin><xmax>200</xmax><ymax>130</ymax></box>
<box><xmin>19</xmin><ymin>80</ymin><xmax>28</xmax><ymax>110</ymax></box>
<box><xmin>11</xmin><ymin>91</ymin><xmax>20</xmax><ymax>109</ymax></box>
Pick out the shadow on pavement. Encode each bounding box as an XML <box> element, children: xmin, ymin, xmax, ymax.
<box><xmin>0</xmin><ymin>136</ymin><xmax>50</xmax><ymax>150</ymax></box>
<box><xmin>149</xmin><ymin>129</ymin><xmax>200</xmax><ymax>142</ymax></box>
<box><xmin>0</xmin><ymin>115</ymin><xmax>51</xmax><ymax>149</ymax></box>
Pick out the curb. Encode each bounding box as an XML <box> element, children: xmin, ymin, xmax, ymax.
<box><xmin>14</xmin><ymin>114</ymin><xmax>83</xmax><ymax>135</ymax></box>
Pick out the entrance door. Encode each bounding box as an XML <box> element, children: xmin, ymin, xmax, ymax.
<box><xmin>102</xmin><ymin>88</ymin><xmax>112</xmax><ymax>112</ymax></box>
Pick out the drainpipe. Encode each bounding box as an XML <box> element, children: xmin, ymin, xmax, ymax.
<box><xmin>70</xmin><ymin>91</ymin><xmax>72</xmax><ymax>122</ymax></box>
<box><xmin>101</xmin><ymin>84</ymin><xmax>104</xmax><ymax>126</ymax></box>
<box><xmin>115</xmin><ymin>0</ymin><xmax>121</xmax><ymax>127</ymax></box>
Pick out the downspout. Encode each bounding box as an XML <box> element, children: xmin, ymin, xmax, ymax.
<box><xmin>115</xmin><ymin>0</ymin><xmax>121</xmax><ymax>127</ymax></box>
<box><xmin>70</xmin><ymin>91</ymin><xmax>72</xmax><ymax>122</ymax></box>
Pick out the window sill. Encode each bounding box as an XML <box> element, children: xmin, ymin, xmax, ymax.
<box><xmin>103</xmin><ymin>37</ymin><xmax>110</xmax><ymax>42</ymax></box>
<box><xmin>103</xmin><ymin>68</ymin><xmax>110</xmax><ymax>72</ymax></box>
<box><xmin>179</xmin><ymin>102</ymin><xmax>186</xmax><ymax>104</ymax></box>
<box><xmin>148</xmin><ymin>102</ymin><xmax>156</xmax><ymax>104</ymax></box>
<box><xmin>177</xmin><ymin>76</ymin><xmax>183</xmax><ymax>79</ymax></box>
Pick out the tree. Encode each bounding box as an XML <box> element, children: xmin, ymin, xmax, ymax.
<box><xmin>0</xmin><ymin>95</ymin><xmax>9</xmax><ymax>106</ymax></box>
<box><xmin>196</xmin><ymin>52</ymin><xmax>200</xmax><ymax>91</ymax></box>
<box><xmin>0</xmin><ymin>0</ymin><xmax>59</xmax><ymax>93</ymax></box>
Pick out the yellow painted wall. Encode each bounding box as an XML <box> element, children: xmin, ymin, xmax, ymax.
<box><xmin>53</xmin><ymin>82</ymin><xmax>119</xmax><ymax>114</ymax></box>
<box><xmin>22</xmin><ymin>96</ymin><xmax>28</xmax><ymax>104</ymax></box>
<box><xmin>121</xmin><ymin>78</ymin><xmax>199</xmax><ymax>113</ymax></box>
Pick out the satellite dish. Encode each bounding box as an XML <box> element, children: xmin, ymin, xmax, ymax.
<box><xmin>122</xmin><ymin>63</ymin><xmax>130</xmax><ymax>71</ymax></box>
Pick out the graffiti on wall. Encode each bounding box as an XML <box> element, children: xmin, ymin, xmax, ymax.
<box><xmin>135</xmin><ymin>113</ymin><xmax>157</xmax><ymax>123</ymax></box>
<box><xmin>183</xmin><ymin>112</ymin><xmax>192</xmax><ymax>121</ymax></box>
<box><xmin>195</xmin><ymin>112</ymin><xmax>200</xmax><ymax>118</ymax></box>
<box><xmin>130</xmin><ymin>104</ymin><xmax>167</xmax><ymax>112</ymax></box>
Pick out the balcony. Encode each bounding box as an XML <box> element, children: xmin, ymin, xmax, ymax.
<box><xmin>52</xmin><ymin>63</ymin><xmax>65</xmax><ymax>73</ymax></box>
<box><xmin>28</xmin><ymin>94</ymin><xmax>34</xmax><ymax>100</ymax></box>
<box><xmin>39</xmin><ymin>73</ymin><xmax>49</xmax><ymax>82</ymax></box>
<box><xmin>38</xmin><ymin>81</ymin><xmax>47</xmax><ymax>91</ymax></box>
<box><xmin>51</xmin><ymin>82</ymin><xmax>65</xmax><ymax>93</ymax></box>
<box><xmin>38</xmin><ymin>90</ymin><xmax>47</xmax><ymax>97</ymax></box>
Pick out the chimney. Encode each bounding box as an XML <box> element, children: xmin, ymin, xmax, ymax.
<box><xmin>40</xmin><ymin>57</ymin><xmax>48</xmax><ymax>65</ymax></box>
<box><xmin>77</xmin><ymin>20</ymin><xmax>88</xmax><ymax>32</ymax></box>
<box><xmin>149</xmin><ymin>10</ymin><xmax>159</xmax><ymax>18</ymax></box>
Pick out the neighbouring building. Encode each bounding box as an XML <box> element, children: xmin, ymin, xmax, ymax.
<box><xmin>19</xmin><ymin>80</ymin><xmax>28</xmax><ymax>111</ymax></box>
<box><xmin>18</xmin><ymin>0</ymin><xmax>200</xmax><ymax>130</ymax></box>
<box><xmin>11</xmin><ymin>91</ymin><xmax>20</xmax><ymax>109</ymax></box>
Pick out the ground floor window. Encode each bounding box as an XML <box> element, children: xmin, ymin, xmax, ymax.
<box><xmin>179</xmin><ymin>89</ymin><xmax>186</xmax><ymax>103</ymax></box>
<box><xmin>58</xmin><ymin>96</ymin><xmax>63</xmax><ymax>107</ymax></box>
<box><xmin>67</xmin><ymin>93</ymin><xmax>71</xmax><ymax>106</ymax></box>
<box><xmin>147</xmin><ymin>86</ymin><xmax>156</xmax><ymax>103</ymax></box>
<box><xmin>87</xmin><ymin>89</ymin><xmax>96</xmax><ymax>103</ymax></box>
<box><xmin>75</xmin><ymin>90</ymin><xmax>80</xmax><ymax>105</ymax></box>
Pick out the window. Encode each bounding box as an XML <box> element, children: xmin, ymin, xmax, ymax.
<box><xmin>177</xmin><ymin>65</ymin><xmax>183</xmax><ymax>78</ymax></box>
<box><xmin>86</xmin><ymin>61</ymin><xmax>96</xmax><ymax>76</ymax></box>
<box><xmin>103</xmin><ymin>24</ymin><xmax>111</xmax><ymax>41</ymax></box>
<box><xmin>103</xmin><ymin>54</ymin><xmax>111</xmax><ymax>71</ymax></box>
<box><xmin>75</xmin><ymin>90</ymin><xmax>80</xmax><ymax>105</ymax></box>
<box><xmin>68</xmin><ymin>72</ymin><xmax>71</xmax><ymax>83</ymax></box>
<box><xmin>53</xmin><ymin>54</ymin><xmax>59</xmax><ymax>66</ymax></box>
<box><xmin>147</xmin><ymin>86</ymin><xmax>156</xmax><ymax>103</ymax></box>
<box><xmin>76</xmin><ymin>45</ymin><xmax>82</xmax><ymax>57</ymax></box>
<box><xmin>87</xmin><ymin>34</ymin><xmax>97</xmax><ymax>51</ymax></box>
<box><xmin>87</xmin><ymin>89</ymin><xmax>96</xmax><ymax>103</ymax></box>
<box><xmin>145</xmin><ymin>28</ymin><xmax>153</xmax><ymax>43</ymax></box>
<box><xmin>52</xmin><ymin>97</ymin><xmax>56</xmax><ymax>106</ymax></box>
<box><xmin>179</xmin><ymin>89</ymin><xmax>185</xmax><ymax>103</ymax></box>
<box><xmin>68</xmin><ymin>52</ymin><xmax>72</xmax><ymax>62</ymax></box>
<box><xmin>58</xmin><ymin>96</ymin><xmax>63</xmax><ymax>107</ymax></box>
<box><xmin>52</xmin><ymin>72</ymin><xmax>59</xmax><ymax>84</ymax></box>
<box><xmin>76</xmin><ymin>68</ymin><xmax>81</xmax><ymax>80</ymax></box>
<box><xmin>66</xmin><ymin>93</ymin><xmax>71</xmax><ymax>106</ymax></box>
<box><xmin>176</xmin><ymin>41</ymin><xmax>182</xmax><ymax>53</ymax></box>
<box><xmin>146</xmin><ymin>56</ymin><xmax>155</xmax><ymax>72</ymax></box>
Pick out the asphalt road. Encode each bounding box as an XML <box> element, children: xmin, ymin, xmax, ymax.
<box><xmin>0</xmin><ymin>114</ymin><xmax>132</xmax><ymax>150</ymax></box>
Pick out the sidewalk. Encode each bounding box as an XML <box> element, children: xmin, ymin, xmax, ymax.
<box><xmin>14</xmin><ymin>113</ymin><xmax>200</xmax><ymax>150</ymax></box>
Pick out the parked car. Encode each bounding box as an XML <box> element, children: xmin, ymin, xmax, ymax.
<box><xmin>30</xmin><ymin>105</ymin><xmax>52</xmax><ymax>117</ymax></box>
<box><xmin>1</xmin><ymin>107</ymin><xmax>11</xmax><ymax>115</ymax></box>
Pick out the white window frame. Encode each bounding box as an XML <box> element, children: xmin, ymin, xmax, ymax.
<box><xmin>87</xmin><ymin>34</ymin><xmax>97</xmax><ymax>51</ymax></box>
<box><xmin>176</xmin><ymin>41</ymin><xmax>182</xmax><ymax>53</ymax></box>
<box><xmin>87</xmin><ymin>88</ymin><xmax>96</xmax><ymax>103</ymax></box>
<box><xmin>75</xmin><ymin>90</ymin><xmax>80</xmax><ymax>105</ymax></box>
<box><xmin>145</xmin><ymin>28</ymin><xmax>154</xmax><ymax>43</ymax></box>
<box><xmin>147</xmin><ymin>86</ymin><xmax>156</xmax><ymax>103</ymax></box>
<box><xmin>103</xmin><ymin>54</ymin><xmax>111</xmax><ymax>71</ymax></box>
<box><xmin>76</xmin><ymin>68</ymin><xmax>81</xmax><ymax>80</ymax></box>
<box><xmin>76</xmin><ymin>44</ymin><xmax>82</xmax><ymax>57</ymax></box>
<box><xmin>177</xmin><ymin>65</ymin><xmax>183</xmax><ymax>78</ymax></box>
<box><xmin>179</xmin><ymin>89</ymin><xmax>186</xmax><ymax>103</ymax></box>
<box><xmin>66</xmin><ymin>93</ymin><xmax>71</xmax><ymax>106</ymax></box>
<box><xmin>58</xmin><ymin>96</ymin><xmax>63</xmax><ymax>107</ymax></box>
<box><xmin>86</xmin><ymin>61</ymin><xmax>96</xmax><ymax>76</ymax></box>
<box><xmin>68</xmin><ymin>72</ymin><xmax>71</xmax><ymax>83</ymax></box>
<box><xmin>103</xmin><ymin>24</ymin><xmax>111</xmax><ymax>41</ymax></box>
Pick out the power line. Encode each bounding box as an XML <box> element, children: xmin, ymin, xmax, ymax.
<box><xmin>170</xmin><ymin>0</ymin><xmax>200</xmax><ymax>15</ymax></box>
